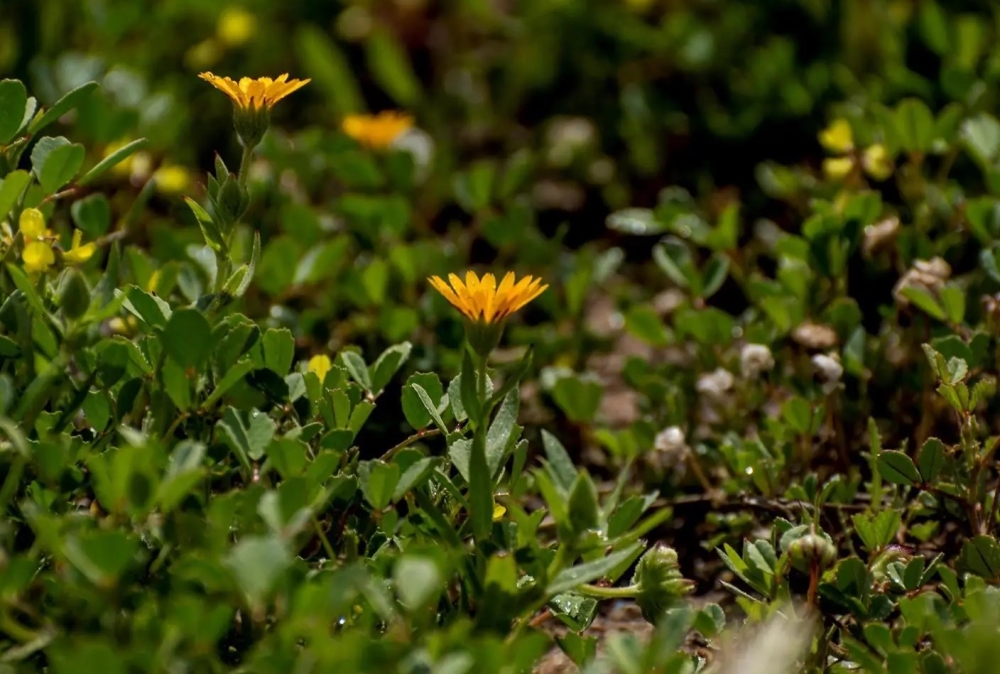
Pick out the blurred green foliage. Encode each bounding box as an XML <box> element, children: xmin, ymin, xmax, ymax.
<box><xmin>3</xmin><ymin>0</ymin><xmax>1000</xmax><ymax>672</ymax></box>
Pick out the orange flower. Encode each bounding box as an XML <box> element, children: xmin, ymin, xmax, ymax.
<box><xmin>198</xmin><ymin>72</ymin><xmax>310</xmax><ymax>110</ymax></box>
<box><xmin>342</xmin><ymin>111</ymin><xmax>413</xmax><ymax>149</ymax></box>
<box><xmin>429</xmin><ymin>271</ymin><xmax>547</xmax><ymax>325</ymax></box>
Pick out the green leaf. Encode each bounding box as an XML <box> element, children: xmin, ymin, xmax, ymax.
<box><xmin>895</xmin><ymin>98</ymin><xmax>935</xmax><ymax>153</ymax></box>
<box><xmin>542</xmin><ymin>430</ymin><xmax>577</xmax><ymax>493</ymax></box>
<box><xmin>70</xmin><ymin>193</ymin><xmax>112</xmax><ymax>237</ymax></box>
<box><xmin>624</xmin><ymin>305</ymin><xmax>669</xmax><ymax>346</ymax></box>
<box><xmin>469</xmin><ymin>432</ymin><xmax>493</xmax><ymax>541</ymax></box>
<box><xmin>394</xmin><ymin>556</ymin><xmax>442</xmax><ymax>610</ymax></box>
<box><xmin>460</xmin><ymin>349</ymin><xmax>483</xmax><ymax>426</ymax></box>
<box><xmin>567</xmin><ymin>471</ymin><xmax>600</xmax><ymax>534</ymax></box>
<box><xmin>960</xmin><ymin>113</ymin><xmax>1000</xmax><ymax>167</ymax></box>
<box><xmin>359</xmin><ymin>460</ymin><xmax>400</xmax><ymax>510</ymax></box>
<box><xmin>918</xmin><ymin>437</ymin><xmax>945</xmax><ymax>483</ymax></box>
<box><xmin>0</xmin><ymin>79</ymin><xmax>28</xmax><ymax>144</ymax></box>
<box><xmin>218</xmin><ymin>407</ymin><xmax>276</xmax><ymax>466</ymax></box>
<box><xmin>876</xmin><ymin>450</ymin><xmax>921</xmax><ymax>486</ymax></box>
<box><xmin>852</xmin><ymin>510</ymin><xmax>902</xmax><ymax>552</ymax></box>
<box><xmin>162</xmin><ymin>308</ymin><xmax>212</xmax><ymax>369</ymax></box>
<box><xmin>63</xmin><ymin>530</ymin><xmax>136</xmax><ymax>586</ymax></box>
<box><xmin>161</xmin><ymin>360</ymin><xmax>192</xmax><ymax>410</ymax></box>
<box><xmin>28</xmin><ymin>81</ymin><xmax>98</xmax><ymax>134</ymax></box>
<box><xmin>341</xmin><ymin>350</ymin><xmax>371</xmax><ymax>392</ymax></box>
<box><xmin>232</xmin><ymin>230</ymin><xmax>261</xmax><ymax>298</ymax></box>
<box><xmin>157</xmin><ymin>441</ymin><xmax>205</xmax><ymax>513</ymax></box>
<box><xmin>226</xmin><ymin>534</ymin><xmax>290</xmax><ymax>605</ymax></box>
<box><xmin>31</xmin><ymin>136</ymin><xmax>85</xmax><ymax>194</ymax></box>
<box><xmin>551</xmin><ymin>373</ymin><xmax>603</xmax><ymax>424</ymax></box>
<box><xmin>202</xmin><ymin>358</ymin><xmax>254</xmax><ymax>410</ymax></box>
<box><xmin>700</xmin><ymin>254</ymin><xmax>730</xmax><ymax>299</ymax></box>
<box><xmin>121</xmin><ymin>285</ymin><xmax>171</xmax><ymax>327</ymax></box>
<box><xmin>0</xmin><ymin>170</ymin><xmax>31</xmax><ymax>220</ymax></box>
<box><xmin>370</xmin><ymin>341</ymin><xmax>411</xmax><ymax>394</ymax></box>
<box><xmin>401</xmin><ymin>372</ymin><xmax>443</xmax><ymax>430</ymax></box>
<box><xmin>547</xmin><ymin>543</ymin><xmax>644</xmax><ymax>594</ymax></box>
<box><xmin>453</xmin><ymin>160</ymin><xmax>496</xmax><ymax>213</ymax></box>
<box><xmin>392</xmin><ymin>456</ymin><xmax>439</xmax><ymax>501</ymax></box>
<box><xmin>366</xmin><ymin>28</ymin><xmax>421</xmax><ymax>106</ymax></box>
<box><xmin>78</xmin><ymin>138</ymin><xmax>148</xmax><ymax>186</ymax></box>
<box><xmin>184</xmin><ymin>196</ymin><xmax>225</xmax><ymax>253</ymax></box>
<box><xmin>294</xmin><ymin>25</ymin><xmax>363</xmax><ymax>117</ymax></box>
<box><xmin>485</xmin><ymin>388</ymin><xmax>520</xmax><ymax>478</ymax></box>
<box><xmin>261</xmin><ymin>328</ymin><xmax>295</xmax><ymax>375</ymax></box>
<box><xmin>962</xmin><ymin>535</ymin><xmax>1000</xmax><ymax>580</ymax></box>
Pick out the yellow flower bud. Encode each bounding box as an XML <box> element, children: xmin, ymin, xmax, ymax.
<box><xmin>217</xmin><ymin>7</ymin><xmax>257</xmax><ymax>47</ymax></box>
<box><xmin>862</xmin><ymin>144</ymin><xmax>893</xmax><ymax>181</ymax></box>
<box><xmin>819</xmin><ymin>118</ymin><xmax>854</xmax><ymax>153</ymax></box>
<box><xmin>822</xmin><ymin>156</ymin><xmax>854</xmax><ymax>181</ymax></box>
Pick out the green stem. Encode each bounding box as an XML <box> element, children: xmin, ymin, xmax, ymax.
<box><xmin>238</xmin><ymin>143</ymin><xmax>254</xmax><ymax>189</ymax></box>
<box><xmin>575</xmin><ymin>583</ymin><xmax>640</xmax><ymax>599</ymax></box>
<box><xmin>312</xmin><ymin>514</ymin><xmax>337</xmax><ymax>562</ymax></box>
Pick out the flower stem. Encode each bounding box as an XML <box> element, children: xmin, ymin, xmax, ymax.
<box><xmin>238</xmin><ymin>142</ymin><xmax>254</xmax><ymax>189</ymax></box>
<box><xmin>575</xmin><ymin>583</ymin><xmax>640</xmax><ymax>599</ymax></box>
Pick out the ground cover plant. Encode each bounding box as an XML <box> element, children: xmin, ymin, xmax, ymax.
<box><xmin>4</xmin><ymin>0</ymin><xmax>1000</xmax><ymax>672</ymax></box>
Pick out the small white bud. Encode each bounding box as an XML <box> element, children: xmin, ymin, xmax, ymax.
<box><xmin>740</xmin><ymin>343</ymin><xmax>775</xmax><ymax>380</ymax></box>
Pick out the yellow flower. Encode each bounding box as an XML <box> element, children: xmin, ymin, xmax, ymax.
<box><xmin>862</xmin><ymin>143</ymin><xmax>893</xmax><ymax>181</ymax></box>
<box><xmin>429</xmin><ymin>271</ymin><xmax>548</xmax><ymax>325</ymax></box>
<box><xmin>63</xmin><ymin>230</ymin><xmax>96</xmax><ymax>265</ymax></box>
<box><xmin>19</xmin><ymin>208</ymin><xmax>49</xmax><ymax>240</ymax></box>
<box><xmin>309</xmin><ymin>355</ymin><xmax>333</xmax><ymax>383</ymax></box>
<box><xmin>23</xmin><ymin>241</ymin><xmax>54</xmax><ymax>274</ymax></box>
<box><xmin>822</xmin><ymin>156</ymin><xmax>854</xmax><ymax>182</ymax></box>
<box><xmin>153</xmin><ymin>164</ymin><xmax>192</xmax><ymax>195</ymax></box>
<box><xmin>819</xmin><ymin>119</ymin><xmax>854</xmax><ymax>153</ymax></box>
<box><xmin>217</xmin><ymin>7</ymin><xmax>256</xmax><ymax>47</ymax></box>
<box><xmin>198</xmin><ymin>72</ymin><xmax>310</xmax><ymax>111</ymax></box>
<box><xmin>342</xmin><ymin>111</ymin><xmax>414</xmax><ymax>149</ymax></box>
<box><xmin>492</xmin><ymin>503</ymin><xmax>506</xmax><ymax>521</ymax></box>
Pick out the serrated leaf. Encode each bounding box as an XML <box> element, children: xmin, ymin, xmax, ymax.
<box><xmin>341</xmin><ymin>350</ymin><xmax>371</xmax><ymax>392</ymax></box>
<box><xmin>918</xmin><ymin>437</ymin><xmax>945</xmax><ymax>483</ymax></box>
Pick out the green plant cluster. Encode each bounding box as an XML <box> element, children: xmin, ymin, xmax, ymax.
<box><xmin>3</xmin><ymin>0</ymin><xmax>1000</xmax><ymax>672</ymax></box>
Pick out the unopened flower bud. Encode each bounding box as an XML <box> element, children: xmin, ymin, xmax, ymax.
<box><xmin>631</xmin><ymin>545</ymin><xmax>695</xmax><ymax>623</ymax></box>
<box><xmin>788</xmin><ymin>533</ymin><xmax>837</xmax><ymax>572</ymax></box>
<box><xmin>58</xmin><ymin>269</ymin><xmax>90</xmax><ymax>320</ymax></box>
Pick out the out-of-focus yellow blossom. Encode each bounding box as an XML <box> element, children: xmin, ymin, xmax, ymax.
<box><xmin>342</xmin><ymin>111</ymin><xmax>413</xmax><ymax>149</ymax></box>
<box><xmin>862</xmin><ymin>144</ymin><xmax>893</xmax><ymax>181</ymax></box>
<box><xmin>217</xmin><ymin>7</ymin><xmax>257</xmax><ymax>47</ymax></box>
<box><xmin>199</xmin><ymin>72</ymin><xmax>310</xmax><ymax>111</ymax></box>
<box><xmin>19</xmin><ymin>208</ymin><xmax>50</xmax><ymax>240</ymax></box>
<box><xmin>153</xmin><ymin>164</ymin><xmax>193</xmax><ymax>195</ymax></box>
<box><xmin>822</xmin><ymin>157</ymin><xmax>854</xmax><ymax>181</ymax></box>
<box><xmin>185</xmin><ymin>39</ymin><xmax>222</xmax><ymax>71</ymax></box>
<box><xmin>23</xmin><ymin>242</ymin><xmax>54</xmax><ymax>274</ymax></box>
<box><xmin>63</xmin><ymin>230</ymin><xmax>97</xmax><ymax>265</ymax></box>
<box><xmin>492</xmin><ymin>503</ymin><xmax>506</xmax><ymax>521</ymax></box>
<box><xmin>309</xmin><ymin>355</ymin><xmax>333</xmax><ymax>382</ymax></box>
<box><xmin>103</xmin><ymin>141</ymin><xmax>137</xmax><ymax>178</ymax></box>
<box><xmin>819</xmin><ymin>118</ymin><xmax>854</xmax><ymax>153</ymax></box>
